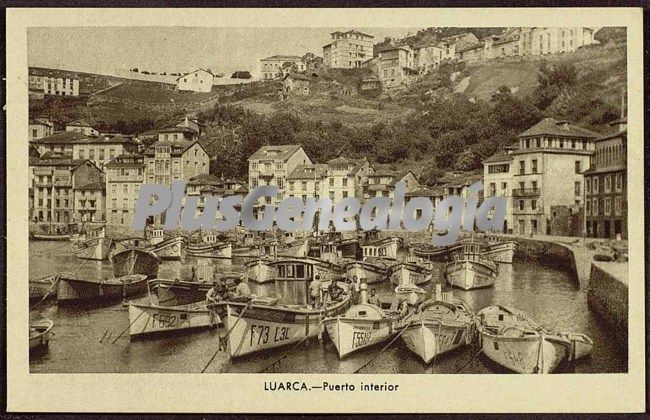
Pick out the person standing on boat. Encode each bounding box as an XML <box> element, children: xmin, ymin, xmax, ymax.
<box><xmin>350</xmin><ymin>276</ymin><xmax>361</xmax><ymax>304</ymax></box>
<box><xmin>309</xmin><ymin>275</ymin><xmax>323</xmax><ymax>309</ymax></box>
<box><xmin>367</xmin><ymin>288</ymin><xmax>380</xmax><ymax>307</ymax></box>
<box><xmin>326</xmin><ymin>277</ymin><xmax>344</xmax><ymax>304</ymax></box>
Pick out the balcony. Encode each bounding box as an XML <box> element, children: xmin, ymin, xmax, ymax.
<box><xmin>257</xmin><ymin>168</ymin><xmax>275</xmax><ymax>178</ymax></box>
<box><xmin>512</xmin><ymin>188</ymin><xmax>540</xmax><ymax>197</ymax></box>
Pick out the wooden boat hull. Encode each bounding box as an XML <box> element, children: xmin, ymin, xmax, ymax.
<box><xmin>111</xmin><ymin>249</ymin><xmax>160</xmax><ymax>278</ymax></box>
<box><xmin>29</xmin><ymin>319</ymin><xmax>54</xmax><ymax>351</ymax></box>
<box><xmin>390</xmin><ymin>263</ymin><xmax>433</xmax><ymax>286</ymax></box>
<box><xmin>561</xmin><ymin>333</ymin><xmax>594</xmax><ymax>361</ymax></box>
<box><xmin>29</xmin><ymin>277</ymin><xmax>58</xmax><ymax>303</ymax></box>
<box><xmin>480</xmin><ymin>332</ymin><xmax>569</xmax><ymax>374</ymax></box>
<box><xmin>212</xmin><ymin>297</ymin><xmax>351</xmax><ymax>358</ymax></box>
<box><xmin>344</xmin><ymin>261</ymin><xmax>388</xmax><ymax>285</ymax></box>
<box><xmin>149</xmin><ymin>279</ymin><xmax>213</xmax><ymax>307</ymax></box>
<box><xmin>402</xmin><ymin>322</ymin><xmax>472</xmax><ymax>363</ymax></box>
<box><xmin>31</xmin><ymin>234</ymin><xmax>70</xmax><ymax>241</ymax></box>
<box><xmin>412</xmin><ymin>246</ymin><xmax>450</xmax><ymax>262</ymax></box>
<box><xmin>444</xmin><ymin>260</ymin><xmax>496</xmax><ymax>290</ymax></box>
<box><xmin>187</xmin><ymin>243</ymin><xmax>232</xmax><ymax>259</ymax></box>
<box><xmin>128</xmin><ymin>302</ymin><xmax>220</xmax><ymax>338</ymax></box>
<box><xmin>148</xmin><ymin>236</ymin><xmax>184</xmax><ymax>260</ymax></box>
<box><xmin>56</xmin><ymin>275</ymin><xmax>148</xmax><ymax>305</ymax></box>
<box><xmin>246</xmin><ymin>260</ymin><xmax>276</xmax><ymax>284</ymax></box>
<box><xmin>324</xmin><ymin>316</ymin><xmax>397</xmax><ymax>358</ymax></box>
<box><xmin>73</xmin><ymin>238</ymin><xmax>114</xmax><ymax>261</ymax></box>
<box><xmin>482</xmin><ymin>241</ymin><xmax>517</xmax><ymax>264</ymax></box>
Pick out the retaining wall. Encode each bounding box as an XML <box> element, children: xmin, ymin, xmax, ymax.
<box><xmin>587</xmin><ymin>262</ymin><xmax>628</xmax><ymax>343</ymax></box>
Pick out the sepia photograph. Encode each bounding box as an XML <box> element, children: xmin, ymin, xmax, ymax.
<box><xmin>6</xmin><ymin>6</ymin><xmax>644</xmax><ymax>414</ymax></box>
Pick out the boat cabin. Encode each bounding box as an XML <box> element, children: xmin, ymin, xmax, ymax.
<box><xmin>147</xmin><ymin>227</ymin><xmax>165</xmax><ymax>245</ymax></box>
<box><xmin>269</xmin><ymin>258</ymin><xmax>340</xmax><ymax>306</ymax></box>
<box><xmin>449</xmin><ymin>240</ymin><xmax>484</xmax><ymax>262</ymax></box>
<box><xmin>259</xmin><ymin>241</ymin><xmax>278</xmax><ymax>258</ymax></box>
<box><xmin>362</xmin><ymin>236</ymin><xmax>398</xmax><ymax>259</ymax></box>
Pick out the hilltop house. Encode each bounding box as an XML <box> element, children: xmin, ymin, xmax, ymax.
<box><xmin>176</xmin><ymin>69</ymin><xmax>214</xmax><ymax>93</ymax></box>
<box><xmin>378</xmin><ymin>45</ymin><xmax>419</xmax><ymax>89</ymax></box>
<box><xmin>260</xmin><ymin>55</ymin><xmax>305</xmax><ymax>80</ymax></box>
<box><xmin>29</xmin><ymin>117</ymin><xmax>55</xmax><ymax>141</ymax></box>
<box><xmin>282</xmin><ymin>73</ymin><xmax>310</xmax><ymax>96</ymax></box>
<box><xmin>323</xmin><ymin>30</ymin><xmax>374</xmax><ymax>69</ymax></box>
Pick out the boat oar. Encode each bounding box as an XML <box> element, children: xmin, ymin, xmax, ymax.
<box><xmin>353</xmin><ymin>315</ymin><xmax>413</xmax><ymax>374</ymax></box>
<box><xmin>201</xmin><ymin>301</ymin><xmax>252</xmax><ymax>373</ymax></box>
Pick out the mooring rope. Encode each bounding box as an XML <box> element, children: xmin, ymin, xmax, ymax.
<box><xmin>201</xmin><ymin>301</ymin><xmax>253</xmax><ymax>373</ymax></box>
<box><xmin>353</xmin><ymin>315</ymin><xmax>413</xmax><ymax>374</ymax></box>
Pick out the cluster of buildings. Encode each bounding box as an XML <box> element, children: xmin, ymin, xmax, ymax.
<box><xmin>259</xmin><ymin>27</ymin><xmax>599</xmax><ymax>93</ymax></box>
<box><xmin>29</xmin><ymin>75</ymin><xmax>80</xmax><ymax>99</ymax></box>
<box><xmin>483</xmin><ymin>117</ymin><xmax>627</xmax><ymax>239</ymax></box>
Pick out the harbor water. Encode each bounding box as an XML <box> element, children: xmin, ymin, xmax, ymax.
<box><xmin>28</xmin><ymin>241</ymin><xmax>627</xmax><ymax>374</ymax></box>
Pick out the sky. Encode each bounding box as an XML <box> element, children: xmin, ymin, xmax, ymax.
<box><xmin>28</xmin><ymin>27</ymin><xmax>418</xmax><ymax>78</ymax></box>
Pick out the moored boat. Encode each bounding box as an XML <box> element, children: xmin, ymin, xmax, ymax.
<box><xmin>148</xmin><ymin>278</ymin><xmax>216</xmax><ymax>307</ymax></box>
<box><xmin>481</xmin><ymin>239</ymin><xmax>517</xmax><ymax>264</ymax></box>
<box><xmin>558</xmin><ymin>332</ymin><xmax>594</xmax><ymax>361</ymax></box>
<box><xmin>246</xmin><ymin>258</ymin><xmax>277</xmax><ymax>284</ymax></box>
<box><xmin>111</xmin><ymin>248</ymin><xmax>160</xmax><ymax>278</ymax></box>
<box><xmin>209</xmin><ymin>259</ymin><xmax>352</xmax><ymax>358</ymax></box>
<box><xmin>31</xmin><ymin>233</ymin><xmax>70</xmax><ymax>241</ymax></box>
<box><xmin>389</xmin><ymin>259</ymin><xmax>434</xmax><ymax>286</ymax></box>
<box><xmin>361</xmin><ymin>236</ymin><xmax>400</xmax><ymax>260</ymax></box>
<box><xmin>411</xmin><ymin>243</ymin><xmax>451</xmax><ymax>261</ymax></box>
<box><xmin>444</xmin><ymin>240</ymin><xmax>497</xmax><ymax>290</ymax></box>
<box><xmin>128</xmin><ymin>301</ymin><xmax>220</xmax><ymax>339</ymax></box>
<box><xmin>477</xmin><ymin>305</ymin><xmax>571</xmax><ymax>374</ymax></box>
<box><xmin>29</xmin><ymin>319</ymin><xmax>54</xmax><ymax>352</ymax></box>
<box><xmin>324</xmin><ymin>283</ymin><xmax>409</xmax><ymax>358</ymax></box>
<box><xmin>70</xmin><ymin>225</ymin><xmax>106</xmax><ymax>244</ymax></box>
<box><xmin>401</xmin><ymin>286</ymin><xmax>475</xmax><ymax>364</ymax></box>
<box><xmin>73</xmin><ymin>237</ymin><xmax>115</xmax><ymax>261</ymax></box>
<box><xmin>343</xmin><ymin>259</ymin><xmax>390</xmax><ymax>285</ymax></box>
<box><xmin>56</xmin><ymin>274</ymin><xmax>148</xmax><ymax>305</ymax></box>
<box><xmin>147</xmin><ymin>235</ymin><xmax>185</xmax><ymax>260</ymax></box>
<box><xmin>187</xmin><ymin>242</ymin><xmax>233</xmax><ymax>259</ymax></box>
<box><xmin>29</xmin><ymin>275</ymin><xmax>59</xmax><ymax>303</ymax></box>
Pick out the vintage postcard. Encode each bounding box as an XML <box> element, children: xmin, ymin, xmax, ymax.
<box><xmin>6</xmin><ymin>7</ymin><xmax>645</xmax><ymax>413</ymax></box>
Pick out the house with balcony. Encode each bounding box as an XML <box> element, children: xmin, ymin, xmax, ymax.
<box><xmin>483</xmin><ymin>146</ymin><xmax>517</xmax><ymax>233</ymax></box>
<box><xmin>363</xmin><ymin>171</ymin><xmax>420</xmax><ymax>201</ymax></box>
<box><xmin>105</xmin><ymin>153</ymin><xmax>146</xmax><ymax>226</ymax></box>
<box><xmin>74</xmin><ymin>181</ymin><xmax>106</xmax><ymax>223</ymax></box>
<box><xmin>511</xmin><ymin>117</ymin><xmax>600</xmax><ymax>236</ymax></box>
<box><xmin>248</xmin><ymin>144</ymin><xmax>312</xmax><ymax>209</ymax></box>
<box><xmin>584</xmin><ymin>118</ymin><xmax>627</xmax><ymax>239</ymax></box>
<box><xmin>323</xmin><ymin>30</ymin><xmax>374</xmax><ymax>69</ymax></box>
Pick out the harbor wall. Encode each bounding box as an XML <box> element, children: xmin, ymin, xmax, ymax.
<box><xmin>587</xmin><ymin>262</ymin><xmax>628</xmax><ymax>343</ymax></box>
<box><xmin>511</xmin><ymin>237</ymin><xmax>581</xmax><ymax>286</ymax></box>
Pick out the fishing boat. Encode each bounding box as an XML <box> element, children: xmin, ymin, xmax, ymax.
<box><xmin>56</xmin><ymin>274</ymin><xmax>148</xmax><ymax>305</ymax></box>
<box><xmin>31</xmin><ymin>232</ymin><xmax>70</xmax><ymax>241</ymax></box>
<box><xmin>343</xmin><ymin>258</ymin><xmax>390</xmax><ymax>285</ymax></box>
<box><xmin>187</xmin><ymin>242</ymin><xmax>232</xmax><ymax>259</ymax></box>
<box><xmin>268</xmin><ymin>257</ymin><xmax>342</xmax><ymax>282</ymax></box>
<box><xmin>324</xmin><ymin>283</ymin><xmax>409</xmax><ymax>358</ymax></box>
<box><xmin>29</xmin><ymin>319</ymin><xmax>54</xmax><ymax>352</ymax></box>
<box><xmin>147</xmin><ymin>235</ymin><xmax>185</xmax><ymax>260</ymax></box>
<box><xmin>209</xmin><ymin>259</ymin><xmax>352</xmax><ymax>358</ymax></box>
<box><xmin>477</xmin><ymin>305</ymin><xmax>571</xmax><ymax>374</ymax></box>
<box><xmin>246</xmin><ymin>258</ymin><xmax>277</xmax><ymax>284</ymax></box>
<box><xmin>111</xmin><ymin>248</ymin><xmax>160</xmax><ymax>278</ymax></box>
<box><xmin>558</xmin><ymin>332</ymin><xmax>594</xmax><ymax>362</ymax></box>
<box><xmin>361</xmin><ymin>236</ymin><xmax>400</xmax><ymax>260</ymax></box>
<box><xmin>401</xmin><ymin>285</ymin><xmax>475</xmax><ymax>364</ymax></box>
<box><xmin>481</xmin><ymin>236</ymin><xmax>517</xmax><ymax>264</ymax></box>
<box><xmin>445</xmin><ymin>240</ymin><xmax>497</xmax><ymax>290</ymax></box>
<box><xmin>147</xmin><ymin>277</ymin><xmax>229</xmax><ymax>307</ymax></box>
<box><xmin>128</xmin><ymin>300</ymin><xmax>220</xmax><ymax>339</ymax></box>
<box><xmin>411</xmin><ymin>243</ymin><xmax>451</xmax><ymax>262</ymax></box>
<box><xmin>73</xmin><ymin>237</ymin><xmax>115</xmax><ymax>260</ymax></box>
<box><xmin>70</xmin><ymin>225</ymin><xmax>106</xmax><ymax>244</ymax></box>
<box><xmin>29</xmin><ymin>275</ymin><xmax>59</xmax><ymax>303</ymax></box>
<box><xmin>389</xmin><ymin>259</ymin><xmax>434</xmax><ymax>286</ymax></box>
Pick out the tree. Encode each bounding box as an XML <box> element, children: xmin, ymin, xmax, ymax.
<box><xmin>231</xmin><ymin>71</ymin><xmax>252</xmax><ymax>79</ymax></box>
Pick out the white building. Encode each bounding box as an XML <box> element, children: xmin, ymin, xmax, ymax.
<box><xmin>176</xmin><ymin>69</ymin><xmax>214</xmax><ymax>93</ymax></box>
<box><xmin>65</xmin><ymin>120</ymin><xmax>99</xmax><ymax>136</ymax></box>
<box><xmin>260</xmin><ymin>55</ymin><xmax>305</xmax><ymax>80</ymax></box>
<box><xmin>323</xmin><ymin>30</ymin><xmax>374</xmax><ymax>69</ymax></box>
<box><xmin>42</xmin><ymin>77</ymin><xmax>80</xmax><ymax>97</ymax></box>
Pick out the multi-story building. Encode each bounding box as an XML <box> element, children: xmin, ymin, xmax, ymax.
<box><xmin>105</xmin><ymin>154</ymin><xmax>146</xmax><ymax>226</ymax></box>
<box><xmin>72</xmin><ymin>135</ymin><xmax>140</xmax><ymax>169</ymax></box>
<box><xmin>30</xmin><ymin>157</ymin><xmax>104</xmax><ymax>226</ymax></box>
<box><xmin>436</xmin><ymin>33</ymin><xmax>479</xmax><ymax>62</ymax></box>
<box><xmin>378</xmin><ymin>46</ymin><xmax>419</xmax><ymax>89</ymax></box>
<box><xmin>324</xmin><ymin>157</ymin><xmax>373</xmax><ymax>203</ymax></box>
<box><xmin>73</xmin><ymin>181</ymin><xmax>106</xmax><ymax>223</ymax></box>
<box><xmin>248</xmin><ymin>145</ymin><xmax>312</xmax><ymax>207</ymax></box>
<box><xmin>584</xmin><ymin>118</ymin><xmax>627</xmax><ymax>239</ymax></box>
<box><xmin>323</xmin><ymin>30</ymin><xmax>374</xmax><ymax>69</ymax></box>
<box><xmin>143</xmin><ymin>139</ymin><xmax>210</xmax><ymax>188</ymax></box>
<box><xmin>176</xmin><ymin>69</ymin><xmax>214</xmax><ymax>93</ymax></box>
<box><xmin>457</xmin><ymin>42</ymin><xmax>485</xmax><ymax>63</ymax></box>
<box><xmin>29</xmin><ymin>117</ymin><xmax>55</xmax><ymax>141</ymax></box>
<box><xmin>483</xmin><ymin>147</ymin><xmax>517</xmax><ymax>233</ymax></box>
<box><xmin>66</xmin><ymin>120</ymin><xmax>99</xmax><ymax>136</ymax></box>
<box><xmin>30</xmin><ymin>131</ymin><xmax>87</xmax><ymax>156</ymax></box>
<box><xmin>42</xmin><ymin>77</ymin><xmax>80</xmax><ymax>97</ymax></box>
<box><xmin>363</xmin><ymin>171</ymin><xmax>420</xmax><ymax>200</ymax></box>
<box><xmin>511</xmin><ymin>117</ymin><xmax>599</xmax><ymax>236</ymax></box>
<box><xmin>416</xmin><ymin>44</ymin><xmax>444</xmax><ymax>71</ymax></box>
<box><xmin>157</xmin><ymin>126</ymin><xmax>199</xmax><ymax>143</ymax></box>
<box><xmin>260</xmin><ymin>55</ymin><xmax>305</xmax><ymax>80</ymax></box>
<box><xmin>287</xmin><ymin>164</ymin><xmax>328</xmax><ymax>202</ymax></box>
<box><xmin>516</xmin><ymin>27</ymin><xmax>597</xmax><ymax>57</ymax></box>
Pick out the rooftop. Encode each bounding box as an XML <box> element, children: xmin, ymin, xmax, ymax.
<box><xmin>518</xmin><ymin>117</ymin><xmax>601</xmax><ymax>139</ymax></box>
<box><xmin>75</xmin><ymin>181</ymin><xmax>105</xmax><ymax>191</ymax></box>
<box><xmin>249</xmin><ymin>144</ymin><xmax>303</xmax><ymax>161</ymax></box>
<box><xmin>483</xmin><ymin>149</ymin><xmax>515</xmax><ymax>164</ymax></box>
<box><xmin>287</xmin><ymin>164</ymin><xmax>328</xmax><ymax>180</ymax></box>
<box><xmin>30</xmin><ymin>131</ymin><xmax>88</xmax><ymax>144</ymax></box>
<box><xmin>261</xmin><ymin>55</ymin><xmax>303</xmax><ymax>62</ymax></box>
<box><xmin>105</xmin><ymin>153</ymin><xmax>145</xmax><ymax>168</ymax></box>
<box><xmin>331</xmin><ymin>30</ymin><xmax>374</xmax><ymax>39</ymax></box>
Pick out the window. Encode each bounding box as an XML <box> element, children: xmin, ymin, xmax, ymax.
<box><xmin>343</xmin><ymin>191</ymin><xmax>348</xmax><ymax>198</ymax></box>
<box><xmin>614</xmin><ymin>196</ymin><xmax>622</xmax><ymax>215</ymax></box>
<box><xmin>604</xmin><ymin>175</ymin><xmax>612</xmax><ymax>193</ymax></box>
<box><xmin>518</xmin><ymin>200</ymin><xmax>525</xmax><ymax>210</ymax></box>
<box><xmin>519</xmin><ymin>160</ymin><xmax>525</xmax><ymax>175</ymax></box>
<box><xmin>531</xmin><ymin>180</ymin><xmax>537</xmax><ymax>190</ymax></box>
<box><xmin>586</xmin><ymin>178</ymin><xmax>591</xmax><ymax>194</ymax></box>
<box><xmin>489</xmin><ymin>183</ymin><xmax>496</xmax><ymax>196</ymax></box>
<box><xmin>604</xmin><ymin>197</ymin><xmax>612</xmax><ymax>216</ymax></box>
<box><xmin>329</xmin><ymin>192</ymin><xmax>335</xmax><ymax>200</ymax></box>
<box><xmin>89</xmin><ymin>149</ymin><xmax>95</xmax><ymax>160</ymax></box>
<box><xmin>342</xmin><ymin>177</ymin><xmax>348</xmax><ymax>187</ymax></box>
<box><xmin>531</xmin><ymin>200</ymin><xmax>537</xmax><ymax>210</ymax></box>
<box><xmin>123</xmin><ymin>184</ymin><xmax>128</xmax><ymax>194</ymax></box>
<box><xmin>531</xmin><ymin>159</ymin><xmax>538</xmax><ymax>174</ymax></box>
<box><xmin>574</xmin><ymin>181</ymin><xmax>581</xmax><ymax>196</ymax></box>
<box><xmin>501</xmin><ymin>182</ymin><xmax>507</xmax><ymax>191</ymax></box>
<box><xmin>586</xmin><ymin>199</ymin><xmax>591</xmax><ymax>215</ymax></box>
<box><xmin>112</xmin><ymin>198</ymin><xmax>117</xmax><ymax>209</ymax></box>
<box><xmin>593</xmin><ymin>177</ymin><xmax>599</xmax><ymax>193</ymax></box>
<box><xmin>615</xmin><ymin>173</ymin><xmax>623</xmax><ymax>191</ymax></box>
<box><xmin>592</xmin><ymin>198</ymin><xmax>598</xmax><ymax>215</ymax></box>
<box><xmin>575</xmin><ymin>161</ymin><xmax>581</xmax><ymax>174</ymax></box>
<box><xmin>329</xmin><ymin>178</ymin><xmax>335</xmax><ymax>187</ymax></box>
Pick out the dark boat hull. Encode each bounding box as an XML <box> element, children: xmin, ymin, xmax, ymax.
<box><xmin>111</xmin><ymin>249</ymin><xmax>160</xmax><ymax>278</ymax></box>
